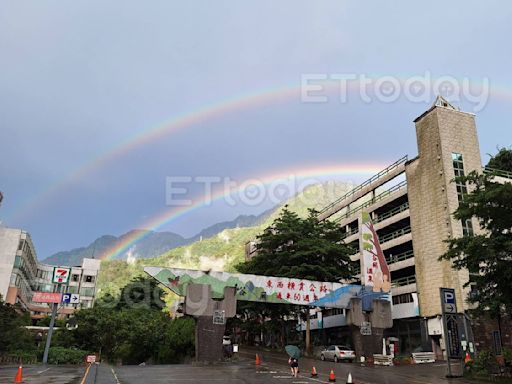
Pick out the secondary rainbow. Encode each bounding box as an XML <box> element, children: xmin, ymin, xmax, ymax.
<box><xmin>96</xmin><ymin>162</ymin><xmax>385</xmax><ymax>261</ymax></box>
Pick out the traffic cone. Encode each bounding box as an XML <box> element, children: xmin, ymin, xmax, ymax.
<box><xmin>465</xmin><ymin>352</ymin><xmax>472</xmax><ymax>364</ymax></box>
<box><xmin>14</xmin><ymin>365</ymin><xmax>23</xmax><ymax>383</ymax></box>
<box><xmin>347</xmin><ymin>372</ymin><xmax>353</xmax><ymax>384</ymax></box>
<box><xmin>328</xmin><ymin>369</ymin><xmax>336</xmax><ymax>382</ymax></box>
<box><xmin>311</xmin><ymin>366</ymin><xmax>318</xmax><ymax>377</ymax></box>
<box><xmin>255</xmin><ymin>353</ymin><xmax>261</xmax><ymax>365</ymax></box>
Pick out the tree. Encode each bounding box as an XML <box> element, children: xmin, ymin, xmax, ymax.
<box><xmin>0</xmin><ymin>297</ymin><xmax>34</xmax><ymax>355</ymax></box>
<box><xmin>238</xmin><ymin>207</ymin><xmax>354</xmax><ymax>281</ymax></box>
<box><xmin>440</xmin><ymin>148</ymin><xmax>512</xmax><ymax>318</ymax></box>
<box><xmin>116</xmin><ymin>276</ymin><xmax>166</xmax><ymax>310</ymax></box>
<box><xmin>236</xmin><ymin>207</ymin><xmax>354</xmax><ymax>354</ymax></box>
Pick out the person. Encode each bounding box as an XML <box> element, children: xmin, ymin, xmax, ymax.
<box><xmin>289</xmin><ymin>357</ymin><xmax>299</xmax><ymax>378</ymax></box>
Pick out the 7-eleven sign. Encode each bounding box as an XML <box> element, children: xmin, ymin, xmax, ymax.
<box><xmin>53</xmin><ymin>267</ymin><xmax>71</xmax><ymax>284</ymax></box>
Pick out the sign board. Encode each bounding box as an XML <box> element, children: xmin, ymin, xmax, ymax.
<box><xmin>440</xmin><ymin>288</ymin><xmax>457</xmax><ymax>314</ymax></box>
<box><xmin>32</xmin><ymin>292</ymin><xmax>62</xmax><ymax>303</ymax></box>
<box><xmin>213</xmin><ymin>310</ymin><xmax>226</xmax><ymax>325</ymax></box>
<box><xmin>86</xmin><ymin>355</ymin><xmax>96</xmax><ymax>363</ymax></box>
<box><xmin>360</xmin><ymin>212</ymin><xmax>391</xmax><ymax>292</ymax></box>
<box><xmin>144</xmin><ymin>267</ymin><xmax>362</xmax><ymax>309</ymax></box>
<box><xmin>446</xmin><ymin>314</ymin><xmax>462</xmax><ymax>358</ymax></box>
<box><xmin>360</xmin><ymin>321</ymin><xmax>372</xmax><ymax>336</ymax></box>
<box><xmin>53</xmin><ymin>267</ymin><xmax>71</xmax><ymax>284</ymax></box>
<box><xmin>62</xmin><ymin>293</ymin><xmax>80</xmax><ymax>304</ymax></box>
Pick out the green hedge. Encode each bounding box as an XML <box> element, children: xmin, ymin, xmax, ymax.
<box><xmin>46</xmin><ymin>347</ymin><xmax>89</xmax><ymax>365</ymax></box>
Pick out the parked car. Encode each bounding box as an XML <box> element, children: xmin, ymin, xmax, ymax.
<box><xmin>320</xmin><ymin>345</ymin><xmax>355</xmax><ymax>363</ymax></box>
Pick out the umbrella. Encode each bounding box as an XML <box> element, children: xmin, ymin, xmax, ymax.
<box><xmin>285</xmin><ymin>345</ymin><xmax>301</xmax><ymax>360</ymax></box>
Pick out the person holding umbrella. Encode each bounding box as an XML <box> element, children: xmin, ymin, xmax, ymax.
<box><xmin>285</xmin><ymin>345</ymin><xmax>300</xmax><ymax>378</ymax></box>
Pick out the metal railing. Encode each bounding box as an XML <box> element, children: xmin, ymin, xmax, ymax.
<box><xmin>374</xmin><ymin>202</ymin><xmax>410</xmax><ymax>224</ymax></box>
<box><xmin>387</xmin><ymin>249</ymin><xmax>414</xmax><ymax>263</ymax></box>
<box><xmin>320</xmin><ymin>155</ymin><xmax>408</xmax><ymax>215</ymax></box>
<box><xmin>484</xmin><ymin>166</ymin><xmax>512</xmax><ymax>179</ymax></box>
<box><xmin>334</xmin><ymin>180</ymin><xmax>408</xmax><ymax>223</ymax></box>
<box><xmin>392</xmin><ymin>275</ymin><xmax>416</xmax><ymax>287</ymax></box>
<box><xmin>379</xmin><ymin>225</ymin><xmax>412</xmax><ymax>244</ymax></box>
<box><xmin>351</xmin><ymin>249</ymin><xmax>414</xmax><ymax>276</ymax></box>
<box><xmin>340</xmin><ymin>227</ymin><xmax>359</xmax><ymax>241</ymax></box>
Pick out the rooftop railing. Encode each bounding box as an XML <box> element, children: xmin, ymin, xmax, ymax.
<box><xmin>334</xmin><ymin>180</ymin><xmax>408</xmax><ymax>223</ymax></box>
<box><xmin>320</xmin><ymin>155</ymin><xmax>408</xmax><ymax>216</ymax></box>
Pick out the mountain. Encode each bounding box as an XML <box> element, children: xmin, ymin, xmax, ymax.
<box><xmin>95</xmin><ymin>180</ymin><xmax>355</xmax><ymax>298</ymax></box>
<box><xmin>42</xmin><ymin>230</ymin><xmax>188</xmax><ymax>266</ymax></box>
<box><xmin>42</xmin><ymin>207</ymin><xmax>275</xmax><ymax>266</ymax></box>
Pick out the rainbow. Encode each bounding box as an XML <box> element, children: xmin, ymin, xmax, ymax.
<box><xmin>10</xmin><ymin>76</ymin><xmax>510</xmax><ymax>222</ymax></box>
<box><xmin>97</xmin><ymin>162</ymin><xmax>384</xmax><ymax>261</ymax></box>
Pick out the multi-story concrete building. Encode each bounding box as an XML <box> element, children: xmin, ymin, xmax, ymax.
<box><xmin>0</xmin><ymin>227</ymin><xmax>100</xmax><ymax>321</ymax></box>
<box><xmin>246</xmin><ymin>97</ymin><xmax>511</xmax><ymax>357</ymax></box>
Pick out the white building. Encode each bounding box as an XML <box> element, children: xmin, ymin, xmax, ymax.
<box><xmin>0</xmin><ymin>227</ymin><xmax>100</xmax><ymax>320</ymax></box>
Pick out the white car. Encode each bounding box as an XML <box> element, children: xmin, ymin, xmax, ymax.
<box><xmin>320</xmin><ymin>345</ymin><xmax>355</xmax><ymax>363</ymax></box>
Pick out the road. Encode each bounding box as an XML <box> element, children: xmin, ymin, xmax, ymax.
<box><xmin>0</xmin><ymin>364</ymin><xmax>83</xmax><ymax>384</ymax></box>
<box><xmin>0</xmin><ymin>351</ymin><xmax>474</xmax><ymax>383</ymax></box>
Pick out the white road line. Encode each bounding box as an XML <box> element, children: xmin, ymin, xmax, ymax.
<box><xmin>111</xmin><ymin>367</ymin><xmax>121</xmax><ymax>384</ymax></box>
<box><xmin>37</xmin><ymin>367</ymin><xmax>50</xmax><ymax>374</ymax></box>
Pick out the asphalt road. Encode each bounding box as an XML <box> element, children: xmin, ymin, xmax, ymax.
<box><xmin>0</xmin><ymin>364</ymin><xmax>83</xmax><ymax>384</ymax></box>
<box><xmin>0</xmin><ymin>351</ymin><xmax>475</xmax><ymax>383</ymax></box>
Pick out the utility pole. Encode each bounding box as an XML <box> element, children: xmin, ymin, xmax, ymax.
<box><xmin>42</xmin><ymin>301</ymin><xmax>58</xmax><ymax>365</ymax></box>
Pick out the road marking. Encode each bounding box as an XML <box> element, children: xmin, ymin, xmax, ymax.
<box><xmin>111</xmin><ymin>367</ymin><xmax>121</xmax><ymax>384</ymax></box>
<box><xmin>79</xmin><ymin>364</ymin><xmax>92</xmax><ymax>384</ymax></box>
<box><xmin>37</xmin><ymin>367</ymin><xmax>50</xmax><ymax>374</ymax></box>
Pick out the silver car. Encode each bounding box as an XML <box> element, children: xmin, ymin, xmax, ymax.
<box><xmin>320</xmin><ymin>345</ymin><xmax>355</xmax><ymax>363</ymax></box>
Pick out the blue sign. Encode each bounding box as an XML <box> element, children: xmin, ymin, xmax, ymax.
<box><xmin>62</xmin><ymin>293</ymin><xmax>80</xmax><ymax>304</ymax></box>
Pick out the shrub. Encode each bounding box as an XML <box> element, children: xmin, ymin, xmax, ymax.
<box><xmin>472</xmin><ymin>350</ymin><xmax>495</xmax><ymax>374</ymax></box>
<box><xmin>46</xmin><ymin>347</ymin><xmax>88</xmax><ymax>365</ymax></box>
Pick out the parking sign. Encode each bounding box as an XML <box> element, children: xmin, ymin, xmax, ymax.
<box><xmin>62</xmin><ymin>293</ymin><xmax>80</xmax><ymax>304</ymax></box>
<box><xmin>440</xmin><ymin>288</ymin><xmax>457</xmax><ymax>313</ymax></box>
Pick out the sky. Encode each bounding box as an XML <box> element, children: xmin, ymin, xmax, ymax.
<box><xmin>0</xmin><ymin>1</ymin><xmax>511</xmax><ymax>259</ymax></box>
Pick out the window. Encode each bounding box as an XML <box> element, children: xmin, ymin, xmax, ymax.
<box><xmin>71</xmin><ymin>274</ymin><xmax>80</xmax><ymax>282</ymax></box>
<box><xmin>84</xmin><ymin>275</ymin><xmax>95</xmax><ymax>283</ymax></box>
<box><xmin>392</xmin><ymin>293</ymin><xmax>414</xmax><ymax>305</ymax></box>
<box><xmin>452</xmin><ymin>152</ymin><xmax>474</xmax><ymax>236</ymax></box>
<box><xmin>80</xmin><ymin>287</ymin><xmax>95</xmax><ymax>297</ymax></box>
<box><xmin>462</xmin><ymin>219</ymin><xmax>474</xmax><ymax>237</ymax></box>
<box><xmin>14</xmin><ymin>255</ymin><xmax>23</xmax><ymax>268</ymax></box>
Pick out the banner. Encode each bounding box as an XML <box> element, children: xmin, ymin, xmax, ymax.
<box><xmin>145</xmin><ymin>267</ymin><xmax>362</xmax><ymax>309</ymax></box>
<box><xmin>360</xmin><ymin>211</ymin><xmax>391</xmax><ymax>292</ymax></box>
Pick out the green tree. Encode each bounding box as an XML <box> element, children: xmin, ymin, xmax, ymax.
<box><xmin>116</xmin><ymin>276</ymin><xmax>166</xmax><ymax>310</ymax></box>
<box><xmin>236</xmin><ymin>207</ymin><xmax>354</xmax><ymax>354</ymax></box>
<box><xmin>238</xmin><ymin>207</ymin><xmax>353</xmax><ymax>280</ymax></box>
<box><xmin>440</xmin><ymin>149</ymin><xmax>512</xmax><ymax>318</ymax></box>
<box><xmin>0</xmin><ymin>297</ymin><xmax>34</xmax><ymax>355</ymax></box>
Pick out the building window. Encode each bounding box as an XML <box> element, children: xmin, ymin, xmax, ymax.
<box><xmin>84</xmin><ymin>275</ymin><xmax>95</xmax><ymax>283</ymax></box>
<box><xmin>452</xmin><ymin>152</ymin><xmax>474</xmax><ymax>236</ymax></box>
<box><xmin>71</xmin><ymin>274</ymin><xmax>80</xmax><ymax>282</ymax></box>
<box><xmin>80</xmin><ymin>287</ymin><xmax>95</xmax><ymax>297</ymax></box>
<box><xmin>14</xmin><ymin>255</ymin><xmax>23</xmax><ymax>268</ymax></box>
<box><xmin>392</xmin><ymin>293</ymin><xmax>414</xmax><ymax>305</ymax></box>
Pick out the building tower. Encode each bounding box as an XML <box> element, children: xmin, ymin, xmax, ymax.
<box><xmin>406</xmin><ymin>96</ymin><xmax>482</xmax><ymax>318</ymax></box>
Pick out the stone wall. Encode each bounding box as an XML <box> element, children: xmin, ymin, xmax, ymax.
<box><xmin>406</xmin><ymin>105</ymin><xmax>482</xmax><ymax>317</ymax></box>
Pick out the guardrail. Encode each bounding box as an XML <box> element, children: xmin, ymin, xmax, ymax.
<box><xmin>484</xmin><ymin>166</ymin><xmax>512</xmax><ymax>179</ymax></box>
<box><xmin>320</xmin><ymin>155</ymin><xmax>408</xmax><ymax>216</ymax></box>
<box><xmin>335</xmin><ymin>181</ymin><xmax>408</xmax><ymax>223</ymax></box>
<box><xmin>392</xmin><ymin>275</ymin><xmax>416</xmax><ymax>287</ymax></box>
<box><xmin>379</xmin><ymin>226</ymin><xmax>411</xmax><ymax>244</ymax></box>
<box><xmin>374</xmin><ymin>202</ymin><xmax>410</xmax><ymax>224</ymax></box>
